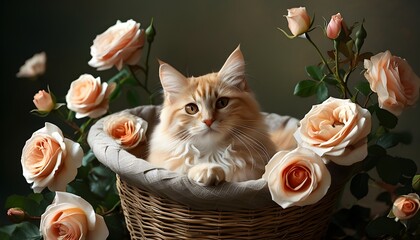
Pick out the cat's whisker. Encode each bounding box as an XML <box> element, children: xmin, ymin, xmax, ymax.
<box><xmin>229</xmin><ymin>127</ymin><xmax>272</xmax><ymax>162</ymax></box>
<box><xmin>234</xmin><ymin>123</ymin><xmax>273</xmax><ymax>138</ymax></box>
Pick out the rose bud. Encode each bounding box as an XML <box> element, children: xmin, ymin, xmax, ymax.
<box><xmin>285</xmin><ymin>7</ymin><xmax>311</xmax><ymax>37</ymax></box>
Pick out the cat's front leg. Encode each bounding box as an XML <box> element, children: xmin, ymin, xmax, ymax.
<box><xmin>187</xmin><ymin>163</ymin><xmax>226</xmax><ymax>186</ymax></box>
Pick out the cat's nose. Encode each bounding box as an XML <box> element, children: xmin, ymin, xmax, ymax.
<box><xmin>203</xmin><ymin>119</ymin><xmax>214</xmax><ymax>127</ymax></box>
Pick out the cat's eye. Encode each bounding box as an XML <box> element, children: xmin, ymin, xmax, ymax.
<box><xmin>185</xmin><ymin>103</ymin><xmax>199</xmax><ymax>115</ymax></box>
<box><xmin>216</xmin><ymin>97</ymin><xmax>229</xmax><ymax>109</ymax></box>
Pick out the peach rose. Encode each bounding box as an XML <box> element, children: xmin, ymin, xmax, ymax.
<box><xmin>40</xmin><ymin>191</ymin><xmax>108</xmax><ymax>240</ymax></box>
<box><xmin>294</xmin><ymin>97</ymin><xmax>371</xmax><ymax>166</ymax></box>
<box><xmin>285</xmin><ymin>7</ymin><xmax>311</xmax><ymax>37</ymax></box>
<box><xmin>262</xmin><ymin>147</ymin><xmax>331</xmax><ymax>208</ymax></box>
<box><xmin>33</xmin><ymin>90</ymin><xmax>54</xmax><ymax>112</ymax></box>
<box><xmin>364</xmin><ymin>50</ymin><xmax>420</xmax><ymax>116</ymax></box>
<box><xmin>16</xmin><ymin>52</ymin><xmax>47</xmax><ymax>79</ymax></box>
<box><xmin>65</xmin><ymin>74</ymin><xmax>116</xmax><ymax>119</ymax></box>
<box><xmin>88</xmin><ymin>19</ymin><xmax>145</xmax><ymax>71</ymax></box>
<box><xmin>103</xmin><ymin>112</ymin><xmax>148</xmax><ymax>149</ymax></box>
<box><xmin>326</xmin><ymin>13</ymin><xmax>343</xmax><ymax>39</ymax></box>
<box><xmin>21</xmin><ymin>122</ymin><xmax>83</xmax><ymax>193</ymax></box>
<box><xmin>391</xmin><ymin>193</ymin><xmax>420</xmax><ymax>221</ymax></box>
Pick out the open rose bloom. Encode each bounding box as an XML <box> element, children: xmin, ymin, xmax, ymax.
<box><xmin>262</xmin><ymin>147</ymin><xmax>331</xmax><ymax>208</ymax></box>
<box><xmin>40</xmin><ymin>191</ymin><xmax>108</xmax><ymax>240</ymax></box>
<box><xmin>21</xmin><ymin>122</ymin><xmax>83</xmax><ymax>193</ymax></box>
<box><xmin>364</xmin><ymin>50</ymin><xmax>420</xmax><ymax>116</ymax></box>
<box><xmin>88</xmin><ymin>19</ymin><xmax>145</xmax><ymax>71</ymax></box>
<box><xmin>66</xmin><ymin>74</ymin><xmax>116</xmax><ymax>119</ymax></box>
<box><xmin>294</xmin><ymin>97</ymin><xmax>371</xmax><ymax>166</ymax></box>
<box><xmin>103</xmin><ymin>112</ymin><xmax>148</xmax><ymax>149</ymax></box>
<box><xmin>390</xmin><ymin>193</ymin><xmax>420</xmax><ymax>221</ymax></box>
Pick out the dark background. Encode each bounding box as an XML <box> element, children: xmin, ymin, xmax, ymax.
<box><xmin>2</xmin><ymin>0</ymin><xmax>419</xmax><ymax>225</ymax></box>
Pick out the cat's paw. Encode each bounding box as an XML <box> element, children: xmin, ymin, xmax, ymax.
<box><xmin>188</xmin><ymin>163</ymin><xmax>226</xmax><ymax>186</ymax></box>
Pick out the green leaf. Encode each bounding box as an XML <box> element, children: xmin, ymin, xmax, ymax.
<box><xmin>350</xmin><ymin>172</ymin><xmax>370</xmax><ymax>200</ymax></box>
<box><xmin>376</xmin><ymin>107</ymin><xmax>398</xmax><ymax>129</ymax></box>
<box><xmin>376</xmin><ymin>155</ymin><xmax>402</xmax><ymax>185</ymax></box>
<box><xmin>109</xmin><ymin>82</ymin><xmax>122</xmax><ymax>101</ymax></box>
<box><xmin>88</xmin><ymin>165</ymin><xmax>116</xmax><ymax>199</ymax></box>
<box><xmin>412</xmin><ymin>175</ymin><xmax>420</xmax><ymax>191</ymax></box>
<box><xmin>67</xmin><ymin>180</ymin><xmax>99</xmax><ymax>207</ymax></box>
<box><xmin>355</xmin><ymin>81</ymin><xmax>372</xmax><ymax>96</ymax></box>
<box><xmin>0</xmin><ymin>222</ymin><xmax>41</xmax><ymax>240</ymax></box>
<box><xmin>368</xmin><ymin>144</ymin><xmax>387</xmax><ymax>157</ymax></box>
<box><xmin>27</xmin><ymin>193</ymin><xmax>43</xmax><ymax>205</ymax></box>
<box><xmin>104</xmin><ymin>213</ymin><xmax>129</xmax><ymax>239</ymax></box>
<box><xmin>361</xmin><ymin>145</ymin><xmax>386</xmax><ymax>171</ymax></box>
<box><xmin>316</xmin><ymin>81</ymin><xmax>328</xmax><ymax>103</ymax></box>
<box><xmin>108</xmin><ymin>68</ymin><xmax>130</xmax><ymax>84</ymax></box>
<box><xmin>376</xmin><ymin>191</ymin><xmax>392</xmax><ymax>205</ymax></box>
<box><xmin>395</xmin><ymin>185</ymin><xmax>412</xmax><ymax>196</ymax></box>
<box><xmin>377</xmin><ymin>132</ymin><xmax>400</xmax><ymax>149</ymax></box>
<box><xmin>365</xmin><ymin>216</ymin><xmax>403</xmax><ymax>238</ymax></box>
<box><xmin>5</xmin><ymin>195</ymin><xmax>42</xmax><ymax>216</ymax></box>
<box><xmin>305</xmin><ymin>65</ymin><xmax>324</xmax><ymax>81</ymax></box>
<box><xmin>399</xmin><ymin>157</ymin><xmax>417</xmax><ymax>179</ymax></box>
<box><xmin>126</xmin><ymin>89</ymin><xmax>141</xmax><ymax>107</ymax></box>
<box><xmin>377</xmin><ymin>132</ymin><xmax>413</xmax><ymax>149</ymax></box>
<box><xmin>293</xmin><ymin>80</ymin><xmax>318</xmax><ymax>97</ymax></box>
<box><xmin>82</xmin><ymin>149</ymin><xmax>97</xmax><ymax>167</ymax></box>
<box><xmin>0</xmin><ymin>232</ymin><xmax>10</xmax><ymax>240</ymax></box>
<box><xmin>323</xmin><ymin>75</ymin><xmax>338</xmax><ymax>85</ymax></box>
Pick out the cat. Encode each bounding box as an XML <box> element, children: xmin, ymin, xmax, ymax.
<box><xmin>147</xmin><ymin>45</ymin><xmax>278</xmax><ymax>186</ymax></box>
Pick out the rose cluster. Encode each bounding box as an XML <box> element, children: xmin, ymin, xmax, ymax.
<box><xmin>263</xmin><ymin>7</ymin><xmax>420</xmax><ymax>235</ymax></box>
<box><xmin>12</xmin><ymin>18</ymin><xmax>152</xmax><ymax>239</ymax></box>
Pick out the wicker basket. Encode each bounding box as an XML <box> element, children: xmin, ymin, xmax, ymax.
<box><xmin>116</xmin><ymin>175</ymin><xmax>342</xmax><ymax>240</ymax></box>
<box><xmin>88</xmin><ymin>105</ymin><xmax>349</xmax><ymax>240</ymax></box>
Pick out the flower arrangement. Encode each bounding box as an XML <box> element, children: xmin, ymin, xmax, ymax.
<box><xmin>3</xmin><ymin>18</ymin><xmax>157</xmax><ymax>239</ymax></box>
<box><xmin>2</xmin><ymin>5</ymin><xmax>420</xmax><ymax>240</ymax></box>
<box><xmin>271</xmin><ymin>6</ymin><xmax>420</xmax><ymax>238</ymax></box>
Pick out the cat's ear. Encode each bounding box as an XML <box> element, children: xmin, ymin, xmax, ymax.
<box><xmin>217</xmin><ymin>45</ymin><xmax>248</xmax><ymax>91</ymax></box>
<box><xmin>158</xmin><ymin>60</ymin><xmax>187</xmax><ymax>102</ymax></box>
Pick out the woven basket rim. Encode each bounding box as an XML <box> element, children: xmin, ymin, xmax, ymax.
<box><xmin>88</xmin><ymin>105</ymin><xmax>350</xmax><ymax>211</ymax></box>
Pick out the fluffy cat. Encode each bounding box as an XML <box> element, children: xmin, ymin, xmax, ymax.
<box><xmin>147</xmin><ymin>45</ymin><xmax>277</xmax><ymax>186</ymax></box>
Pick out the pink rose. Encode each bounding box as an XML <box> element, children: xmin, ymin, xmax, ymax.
<box><xmin>285</xmin><ymin>7</ymin><xmax>311</xmax><ymax>37</ymax></box>
<box><xmin>391</xmin><ymin>193</ymin><xmax>420</xmax><ymax>221</ymax></box>
<box><xmin>326</xmin><ymin>13</ymin><xmax>343</xmax><ymax>39</ymax></box>
<box><xmin>21</xmin><ymin>122</ymin><xmax>83</xmax><ymax>193</ymax></box>
<box><xmin>103</xmin><ymin>112</ymin><xmax>148</xmax><ymax>149</ymax></box>
<box><xmin>364</xmin><ymin>50</ymin><xmax>420</xmax><ymax>116</ymax></box>
<box><xmin>65</xmin><ymin>74</ymin><xmax>116</xmax><ymax>119</ymax></box>
<box><xmin>33</xmin><ymin>90</ymin><xmax>54</xmax><ymax>112</ymax></box>
<box><xmin>16</xmin><ymin>52</ymin><xmax>47</xmax><ymax>79</ymax></box>
<box><xmin>40</xmin><ymin>191</ymin><xmax>109</xmax><ymax>240</ymax></box>
<box><xmin>294</xmin><ymin>97</ymin><xmax>371</xmax><ymax>166</ymax></box>
<box><xmin>88</xmin><ymin>19</ymin><xmax>145</xmax><ymax>71</ymax></box>
<box><xmin>262</xmin><ymin>147</ymin><xmax>331</xmax><ymax>208</ymax></box>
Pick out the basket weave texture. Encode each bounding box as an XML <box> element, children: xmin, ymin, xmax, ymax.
<box><xmin>116</xmin><ymin>175</ymin><xmax>341</xmax><ymax>240</ymax></box>
<box><xmin>88</xmin><ymin>105</ymin><xmax>349</xmax><ymax>239</ymax></box>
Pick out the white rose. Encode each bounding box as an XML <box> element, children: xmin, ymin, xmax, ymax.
<box><xmin>294</xmin><ymin>97</ymin><xmax>371</xmax><ymax>166</ymax></box>
<box><xmin>40</xmin><ymin>191</ymin><xmax>109</xmax><ymax>240</ymax></box>
<box><xmin>262</xmin><ymin>147</ymin><xmax>331</xmax><ymax>208</ymax></box>
<box><xmin>88</xmin><ymin>19</ymin><xmax>145</xmax><ymax>71</ymax></box>
<box><xmin>65</xmin><ymin>74</ymin><xmax>116</xmax><ymax>119</ymax></box>
<box><xmin>21</xmin><ymin>122</ymin><xmax>83</xmax><ymax>193</ymax></box>
<box><xmin>103</xmin><ymin>112</ymin><xmax>148</xmax><ymax>149</ymax></box>
<box><xmin>364</xmin><ymin>50</ymin><xmax>420</xmax><ymax>116</ymax></box>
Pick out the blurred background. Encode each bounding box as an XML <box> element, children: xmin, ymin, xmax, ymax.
<box><xmin>1</xmin><ymin>0</ymin><xmax>419</xmax><ymax>224</ymax></box>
